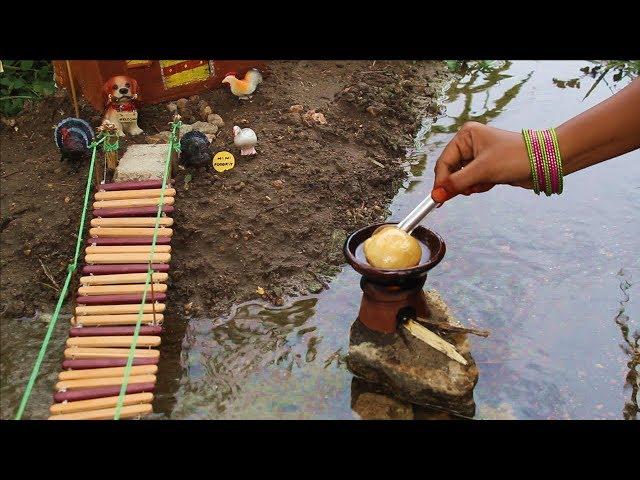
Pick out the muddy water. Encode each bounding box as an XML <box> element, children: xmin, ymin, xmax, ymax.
<box><xmin>3</xmin><ymin>61</ymin><xmax>638</xmax><ymax>419</ymax></box>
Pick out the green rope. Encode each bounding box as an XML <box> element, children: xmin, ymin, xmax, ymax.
<box><xmin>14</xmin><ymin>136</ymin><xmax>105</xmax><ymax>420</ymax></box>
<box><xmin>113</xmin><ymin>120</ymin><xmax>181</xmax><ymax>420</ymax></box>
<box><xmin>103</xmin><ymin>133</ymin><xmax>119</xmax><ymax>152</ymax></box>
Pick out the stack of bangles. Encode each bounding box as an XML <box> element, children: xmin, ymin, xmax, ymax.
<box><xmin>522</xmin><ymin>128</ymin><xmax>564</xmax><ymax>196</ymax></box>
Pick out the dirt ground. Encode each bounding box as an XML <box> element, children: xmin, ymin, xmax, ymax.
<box><xmin>0</xmin><ymin>60</ymin><xmax>448</xmax><ymax>320</ymax></box>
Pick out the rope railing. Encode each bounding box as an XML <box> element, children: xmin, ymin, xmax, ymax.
<box><xmin>15</xmin><ymin>119</ymin><xmax>180</xmax><ymax>420</ymax></box>
<box><xmin>113</xmin><ymin>119</ymin><xmax>181</xmax><ymax>419</ymax></box>
<box><xmin>15</xmin><ymin>135</ymin><xmax>105</xmax><ymax>420</ymax></box>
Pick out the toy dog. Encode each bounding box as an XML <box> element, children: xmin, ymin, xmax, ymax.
<box><xmin>103</xmin><ymin>75</ymin><xmax>143</xmax><ymax>136</ymax></box>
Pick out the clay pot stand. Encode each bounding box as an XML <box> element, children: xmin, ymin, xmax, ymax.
<box><xmin>343</xmin><ymin>223</ymin><xmax>446</xmax><ymax>334</ymax></box>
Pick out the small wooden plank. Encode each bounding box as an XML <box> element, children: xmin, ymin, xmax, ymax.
<box><xmin>415</xmin><ymin>316</ymin><xmax>490</xmax><ymax>338</ymax></box>
<box><xmin>49</xmin><ymin>393</ymin><xmax>153</xmax><ymax>415</ymax></box>
<box><xmin>56</xmin><ymin>374</ymin><xmax>156</xmax><ymax>391</ymax></box>
<box><xmin>48</xmin><ymin>403</ymin><xmax>152</xmax><ymax>420</ymax></box>
<box><xmin>77</xmin><ymin>283</ymin><xmax>167</xmax><ymax>296</ymax></box>
<box><xmin>59</xmin><ymin>365</ymin><xmax>157</xmax><ymax>380</ymax></box>
<box><xmin>76</xmin><ymin>293</ymin><xmax>166</xmax><ymax>306</ymax></box>
<box><xmin>86</xmin><ymin>245</ymin><xmax>171</xmax><ymax>254</ymax></box>
<box><xmin>71</xmin><ymin>313</ymin><xmax>163</xmax><ymax>326</ymax></box>
<box><xmin>75</xmin><ymin>303</ymin><xmax>165</xmax><ymax>316</ymax></box>
<box><xmin>93</xmin><ymin>196</ymin><xmax>175</xmax><ymax>210</ymax></box>
<box><xmin>69</xmin><ymin>325</ymin><xmax>163</xmax><ymax>337</ymax></box>
<box><xmin>94</xmin><ymin>188</ymin><xmax>176</xmax><ymax>201</ymax></box>
<box><xmin>85</xmin><ymin>253</ymin><xmax>171</xmax><ymax>264</ymax></box>
<box><xmin>64</xmin><ymin>347</ymin><xmax>160</xmax><ymax>360</ymax></box>
<box><xmin>80</xmin><ymin>272</ymin><xmax>168</xmax><ymax>285</ymax></box>
<box><xmin>403</xmin><ymin>319</ymin><xmax>468</xmax><ymax>365</ymax></box>
<box><xmin>99</xmin><ymin>179</ymin><xmax>172</xmax><ymax>191</ymax></box>
<box><xmin>66</xmin><ymin>336</ymin><xmax>162</xmax><ymax>348</ymax></box>
<box><xmin>88</xmin><ymin>227</ymin><xmax>173</xmax><ymax>238</ymax></box>
<box><xmin>93</xmin><ymin>206</ymin><xmax>174</xmax><ymax>218</ymax></box>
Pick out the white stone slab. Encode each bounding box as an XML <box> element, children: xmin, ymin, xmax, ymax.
<box><xmin>114</xmin><ymin>144</ymin><xmax>170</xmax><ymax>182</ymax></box>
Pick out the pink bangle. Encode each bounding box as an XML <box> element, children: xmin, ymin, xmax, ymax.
<box><xmin>528</xmin><ymin>130</ymin><xmax>548</xmax><ymax>194</ymax></box>
<box><xmin>542</xmin><ymin>129</ymin><xmax>559</xmax><ymax>194</ymax></box>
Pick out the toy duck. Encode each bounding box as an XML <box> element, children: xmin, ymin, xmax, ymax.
<box><xmin>233</xmin><ymin>126</ymin><xmax>257</xmax><ymax>155</ymax></box>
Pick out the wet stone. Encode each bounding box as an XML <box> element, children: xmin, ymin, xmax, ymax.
<box><xmin>306</xmin><ymin>280</ymin><xmax>323</xmax><ymax>294</ymax></box>
<box><xmin>346</xmin><ymin>290</ymin><xmax>479</xmax><ymax>417</ymax></box>
<box><xmin>353</xmin><ymin>392</ymin><xmax>414</xmax><ymax>420</ymax></box>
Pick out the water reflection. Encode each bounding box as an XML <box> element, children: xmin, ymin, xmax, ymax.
<box><xmin>614</xmin><ymin>269</ymin><xmax>638</xmax><ymax>420</ymax></box>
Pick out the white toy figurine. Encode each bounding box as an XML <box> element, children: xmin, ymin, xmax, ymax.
<box><xmin>233</xmin><ymin>125</ymin><xmax>257</xmax><ymax>155</ymax></box>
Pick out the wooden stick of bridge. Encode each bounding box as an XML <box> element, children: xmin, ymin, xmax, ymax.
<box><xmin>148</xmin><ymin>261</ymin><xmax>158</xmax><ymax>325</ymax></box>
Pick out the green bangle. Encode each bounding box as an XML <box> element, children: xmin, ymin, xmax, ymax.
<box><xmin>536</xmin><ymin>130</ymin><xmax>553</xmax><ymax>196</ymax></box>
<box><xmin>521</xmin><ymin>129</ymin><xmax>541</xmax><ymax>195</ymax></box>
<box><xmin>549</xmin><ymin>128</ymin><xmax>564</xmax><ymax>194</ymax></box>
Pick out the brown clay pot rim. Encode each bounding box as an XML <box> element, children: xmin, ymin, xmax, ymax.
<box><xmin>343</xmin><ymin>222</ymin><xmax>446</xmax><ymax>283</ymax></box>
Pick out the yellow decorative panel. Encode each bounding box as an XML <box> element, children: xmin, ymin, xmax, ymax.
<box><xmin>126</xmin><ymin>60</ymin><xmax>152</xmax><ymax>69</ymax></box>
<box><xmin>159</xmin><ymin>60</ymin><xmax>212</xmax><ymax>90</ymax></box>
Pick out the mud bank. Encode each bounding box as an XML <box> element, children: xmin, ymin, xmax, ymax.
<box><xmin>0</xmin><ymin>60</ymin><xmax>448</xmax><ymax>319</ymax></box>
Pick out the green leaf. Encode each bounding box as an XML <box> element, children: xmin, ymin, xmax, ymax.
<box><xmin>20</xmin><ymin>60</ymin><xmax>34</xmax><ymax>70</ymax></box>
<box><xmin>445</xmin><ymin>60</ymin><xmax>461</xmax><ymax>72</ymax></box>
<box><xmin>583</xmin><ymin>65</ymin><xmax>612</xmax><ymax>100</ymax></box>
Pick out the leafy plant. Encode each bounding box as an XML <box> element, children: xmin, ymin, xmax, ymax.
<box><xmin>445</xmin><ymin>60</ymin><xmax>499</xmax><ymax>74</ymax></box>
<box><xmin>580</xmin><ymin>60</ymin><xmax>639</xmax><ymax>100</ymax></box>
<box><xmin>0</xmin><ymin>60</ymin><xmax>56</xmax><ymax>116</ymax></box>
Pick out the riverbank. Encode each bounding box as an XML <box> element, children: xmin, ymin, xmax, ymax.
<box><xmin>0</xmin><ymin>60</ymin><xmax>448</xmax><ymax>319</ymax></box>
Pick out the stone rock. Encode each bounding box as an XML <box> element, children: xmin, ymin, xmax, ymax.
<box><xmin>166</xmin><ymin>102</ymin><xmax>178</xmax><ymax>113</ymax></box>
<box><xmin>366</xmin><ymin>103</ymin><xmax>384</xmax><ymax>117</ymax></box>
<box><xmin>353</xmin><ymin>392</ymin><xmax>414</xmax><ymax>420</ymax></box>
<box><xmin>179</xmin><ymin>124</ymin><xmax>193</xmax><ymax>136</ymax></box>
<box><xmin>272</xmin><ymin>179</ymin><xmax>285</xmax><ymax>189</ymax></box>
<box><xmin>176</xmin><ymin>98</ymin><xmax>188</xmax><ymax>110</ymax></box>
<box><xmin>326</xmin><ymin>229</ymin><xmax>347</xmax><ymax>264</ymax></box>
<box><xmin>303</xmin><ymin>109</ymin><xmax>327</xmax><ymax>126</ymax></box>
<box><xmin>312</xmin><ymin>112</ymin><xmax>327</xmax><ymax>125</ymax></box>
<box><xmin>199</xmin><ymin>105</ymin><xmax>212</xmax><ymax>121</ymax></box>
<box><xmin>280</xmin><ymin>112</ymin><xmax>302</xmax><ymax>125</ymax></box>
<box><xmin>114</xmin><ymin>143</ymin><xmax>171</xmax><ymax>182</ymax></box>
<box><xmin>207</xmin><ymin>114</ymin><xmax>224</xmax><ymax>127</ymax></box>
<box><xmin>189</xmin><ymin>95</ymin><xmax>200</xmax><ymax>102</ymax></box>
<box><xmin>306</xmin><ymin>280</ymin><xmax>323</xmax><ymax>294</ymax></box>
<box><xmin>346</xmin><ymin>289</ymin><xmax>479</xmax><ymax>417</ymax></box>
<box><xmin>190</xmin><ymin>121</ymin><xmax>218</xmax><ymax>135</ymax></box>
<box><xmin>289</xmin><ymin>104</ymin><xmax>304</xmax><ymax>113</ymax></box>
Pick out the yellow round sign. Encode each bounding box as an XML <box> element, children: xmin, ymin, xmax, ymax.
<box><xmin>213</xmin><ymin>151</ymin><xmax>235</xmax><ymax>172</ymax></box>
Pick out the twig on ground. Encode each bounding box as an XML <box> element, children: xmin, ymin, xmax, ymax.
<box><xmin>38</xmin><ymin>257</ymin><xmax>60</xmax><ymax>291</ymax></box>
<box><xmin>415</xmin><ymin>316</ymin><xmax>490</xmax><ymax>338</ymax></box>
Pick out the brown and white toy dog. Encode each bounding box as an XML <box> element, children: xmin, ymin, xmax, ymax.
<box><xmin>103</xmin><ymin>75</ymin><xmax>143</xmax><ymax>136</ymax></box>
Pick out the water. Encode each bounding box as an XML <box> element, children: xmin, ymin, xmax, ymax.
<box><xmin>2</xmin><ymin>61</ymin><xmax>638</xmax><ymax>419</ymax></box>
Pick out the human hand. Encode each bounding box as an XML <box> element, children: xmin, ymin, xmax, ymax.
<box><xmin>430</xmin><ymin>122</ymin><xmax>533</xmax><ymax>203</ymax></box>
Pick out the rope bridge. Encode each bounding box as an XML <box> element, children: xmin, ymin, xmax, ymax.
<box><xmin>15</xmin><ymin>119</ymin><xmax>181</xmax><ymax>420</ymax></box>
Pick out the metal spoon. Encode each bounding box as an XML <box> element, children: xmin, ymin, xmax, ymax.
<box><xmin>396</xmin><ymin>187</ymin><xmax>449</xmax><ymax>233</ymax></box>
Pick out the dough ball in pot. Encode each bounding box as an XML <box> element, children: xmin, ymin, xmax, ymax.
<box><xmin>363</xmin><ymin>226</ymin><xmax>422</xmax><ymax>269</ymax></box>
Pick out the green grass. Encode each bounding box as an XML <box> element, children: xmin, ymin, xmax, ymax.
<box><xmin>0</xmin><ymin>60</ymin><xmax>56</xmax><ymax>116</ymax></box>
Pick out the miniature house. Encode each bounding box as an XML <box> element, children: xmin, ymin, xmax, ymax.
<box><xmin>53</xmin><ymin>60</ymin><xmax>269</xmax><ymax>112</ymax></box>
